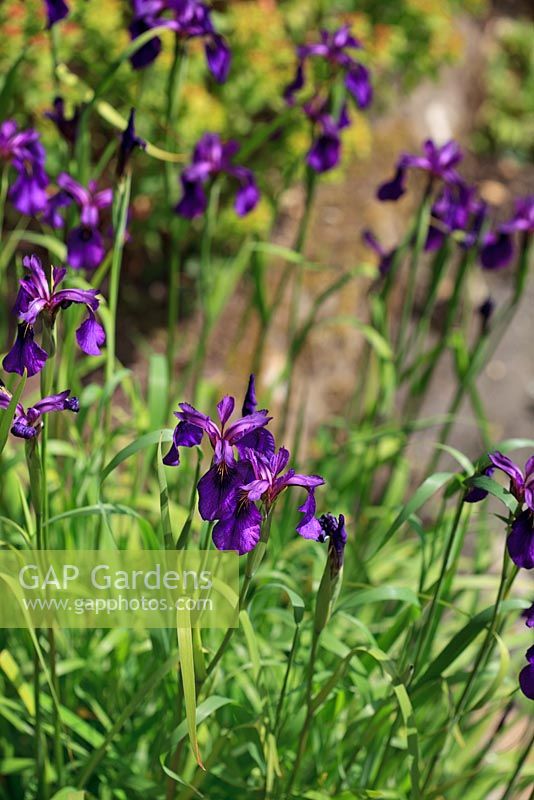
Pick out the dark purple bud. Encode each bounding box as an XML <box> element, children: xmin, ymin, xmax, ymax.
<box><xmin>129</xmin><ymin>17</ymin><xmax>162</xmax><ymax>69</ymax></box>
<box><xmin>307</xmin><ymin>128</ymin><xmax>341</xmax><ymax>173</ymax></box>
<box><xmin>116</xmin><ymin>108</ymin><xmax>146</xmax><ymax>178</ymax></box>
<box><xmin>464</xmin><ymin>465</ymin><xmax>494</xmax><ymax>503</ymax></box>
<box><xmin>45</xmin><ymin>97</ymin><xmax>81</xmax><ymax>146</ymax></box>
<box><xmin>44</xmin><ymin>0</ymin><xmax>69</xmax><ymax>28</ymax></box>
<box><xmin>319</xmin><ymin>513</ymin><xmax>348</xmax><ymax>574</ymax></box>
<box><xmin>242</xmin><ymin>374</ymin><xmax>257</xmax><ymax>416</ymax></box>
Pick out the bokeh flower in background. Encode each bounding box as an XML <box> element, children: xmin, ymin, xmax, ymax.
<box><xmin>128</xmin><ymin>0</ymin><xmax>231</xmax><ymax>81</ymax></box>
<box><xmin>116</xmin><ymin>108</ymin><xmax>146</xmax><ymax>178</ymax></box>
<box><xmin>480</xmin><ymin>194</ymin><xmax>534</xmax><ymax>270</ymax></box>
<box><xmin>519</xmin><ymin>645</ymin><xmax>534</xmax><ymax>700</ymax></box>
<box><xmin>44</xmin><ymin>173</ymin><xmax>113</xmax><ymax>269</ymax></box>
<box><xmin>175</xmin><ymin>133</ymin><xmax>259</xmax><ymax>218</ymax></box>
<box><xmin>377</xmin><ymin>139</ymin><xmax>463</xmax><ymax>201</ymax></box>
<box><xmin>0</xmin><ymin>119</ymin><xmax>49</xmax><ymax>215</ymax></box>
<box><xmin>284</xmin><ymin>24</ymin><xmax>372</xmax><ymax>173</ymax></box>
<box><xmin>45</xmin><ymin>97</ymin><xmax>82</xmax><ymax>147</ymax></box>
<box><xmin>44</xmin><ymin>0</ymin><xmax>69</xmax><ymax>28</ymax></box>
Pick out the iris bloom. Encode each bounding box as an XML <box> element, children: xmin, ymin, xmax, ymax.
<box><xmin>44</xmin><ymin>0</ymin><xmax>69</xmax><ymax>27</ymax></box>
<box><xmin>44</xmin><ymin>173</ymin><xmax>113</xmax><ymax>270</ymax></box>
<box><xmin>129</xmin><ymin>0</ymin><xmax>231</xmax><ymax>82</ymax></box>
<box><xmin>0</xmin><ymin>382</ymin><xmax>79</xmax><ymax>439</ymax></box>
<box><xmin>488</xmin><ymin>452</ymin><xmax>534</xmax><ymax>569</ymax></box>
<box><xmin>480</xmin><ymin>195</ymin><xmax>533</xmax><ymax>270</ymax></box>
<box><xmin>212</xmin><ymin>446</ymin><xmax>325</xmax><ymax>555</ymax></box>
<box><xmin>116</xmin><ymin>109</ymin><xmax>146</xmax><ymax>178</ymax></box>
<box><xmin>285</xmin><ymin>26</ymin><xmax>372</xmax><ymax>110</ymax></box>
<box><xmin>163</xmin><ymin>387</ymin><xmax>274</xmax><ymax>523</ymax></box>
<box><xmin>3</xmin><ymin>255</ymin><xmax>105</xmax><ymax>377</ymax></box>
<box><xmin>284</xmin><ymin>25</ymin><xmax>371</xmax><ymax>173</ymax></box>
<box><xmin>377</xmin><ymin>139</ymin><xmax>463</xmax><ymax>202</ymax></box>
<box><xmin>175</xmin><ymin>133</ymin><xmax>259</xmax><ymax>219</ymax></box>
<box><xmin>0</xmin><ymin>120</ymin><xmax>49</xmax><ymax>216</ymax></box>
<box><xmin>425</xmin><ymin>183</ymin><xmax>486</xmax><ymax>252</ymax></box>
<box><xmin>519</xmin><ymin>645</ymin><xmax>534</xmax><ymax>700</ymax></box>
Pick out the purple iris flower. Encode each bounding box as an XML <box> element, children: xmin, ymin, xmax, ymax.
<box><xmin>318</xmin><ymin>513</ymin><xmax>347</xmax><ymax>575</ymax></box>
<box><xmin>44</xmin><ymin>173</ymin><xmax>113</xmax><ymax>270</ymax></box>
<box><xmin>45</xmin><ymin>97</ymin><xmax>81</xmax><ymax>146</ymax></box>
<box><xmin>175</xmin><ymin>133</ymin><xmax>259</xmax><ymax>218</ymax></box>
<box><xmin>488</xmin><ymin>452</ymin><xmax>534</xmax><ymax>569</ymax></box>
<box><xmin>163</xmin><ymin>384</ymin><xmax>275</xmax><ymax>522</ymax></box>
<box><xmin>303</xmin><ymin>99</ymin><xmax>349</xmax><ymax>173</ymax></box>
<box><xmin>44</xmin><ymin>0</ymin><xmax>69</xmax><ymax>28</ymax></box>
<box><xmin>3</xmin><ymin>255</ymin><xmax>105</xmax><ymax>377</ymax></box>
<box><xmin>116</xmin><ymin>109</ymin><xmax>146</xmax><ymax>178</ymax></box>
<box><xmin>0</xmin><ymin>120</ymin><xmax>49</xmax><ymax>216</ymax></box>
<box><xmin>377</xmin><ymin>139</ymin><xmax>463</xmax><ymax>202</ymax></box>
<box><xmin>362</xmin><ymin>229</ymin><xmax>396</xmax><ymax>276</ymax></box>
<box><xmin>480</xmin><ymin>195</ymin><xmax>533</xmax><ymax>270</ymax></box>
<box><xmin>285</xmin><ymin>26</ymin><xmax>372</xmax><ymax>110</ymax></box>
<box><xmin>519</xmin><ymin>645</ymin><xmax>534</xmax><ymax>700</ymax></box>
<box><xmin>129</xmin><ymin>0</ymin><xmax>231</xmax><ymax>82</ymax></box>
<box><xmin>425</xmin><ymin>183</ymin><xmax>486</xmax><ymax>251</ymax></box>
<box><xmin>0</xmin><ymin>382</ymin><xmax>79</xmax><ymax>439</ymax></box>
<box><xmin>212</xmin><ymin>446</ymin><xmax>325</xmax><ymax>555</ymax></box>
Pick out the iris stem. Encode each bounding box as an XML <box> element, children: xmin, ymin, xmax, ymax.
<box><xmin>164</xmin><ymin>41</ymin><xmax>187</xmax><ymax>398</ymax></box>
<box><xmin>285</xmin><ymin>632</ymin><xmax>319</xmax><ymax>795</ymax></box>
<box><xmin>105</xmin><ymin>172</ymin><xmax>131</xmax><ymax>440</ymax></box>
<box><xmin>273</xmin><ymin>624</ymin><xmax>300</xmax><ymax>736</ymax></box>
<box><xmin>279</xmin><ymin>167</ymin><xmax>317</xmax><ymax>440</ymax></box>
<box><xmin>499</xmin><ymin>726</ymin><xmax>534</xmax><ymax>800</ymax></box>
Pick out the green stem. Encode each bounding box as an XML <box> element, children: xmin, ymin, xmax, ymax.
<box><xmin>105</xmin><ymin>172</ymin><xmax>131</xmax><ymax>438</ymax></box>
<box><xmin>285</xmin><ymin>633</ymin><xmax>319</xmax><ymax>795</ymax></box>
<box><xmin>279</xmin><ymin>168</ymin><xmax>317</xmax><ymax>439</ymax></box>
<box><xmin>164</xmin><ymin>41</ymin><xmax>187</xmax><ymax>392</ymax></box>
<box><xmin>499</xmin><ymin>726</ymin><xmax>534</xmax><ymax>800</ymax></box>
<box><xmin>274</xmin><ymin>625</ymin><xmax>300</xmax><ymax>736</ymax></box>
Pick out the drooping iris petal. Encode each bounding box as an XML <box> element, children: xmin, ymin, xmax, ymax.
<box><xmin>225</xmin><ymin>411</ymin><xmax>272</xmax><ymax>446</ymax></box>
<box><xmin>307</xmin><ymin>129</ymin><xmax>341</xmax><ymax>173</ymax></box>
<box><xmin>519</xmin><ymin>645</ymin><xmax>534</xmax><ymax>700</ymax></box>
<box><xmin>212</xmin><ymin>502</ymin><xmax>262</xmax><ymax>555</ymax></box>
<box><xmin>523</xmin><ymin>603</ymin><xmax>534</xmax><ymax>628</ymax></box>
<box><xmin>175</xmin><ymin>177</ymin><xmax>207</xmax><ymax>219</ymax></box>
<box><xmin>507</xmin><ymin>511</ymin><xmax>534</xmax><ymax>570</ymax></box>
<box><xmin>236</xmin><ymin>427</ymin><xmax>276</xmax><ymax>461</ymax></box>
<box><xmin>295</xmin><ymin>488</ymin><xmax>323</xmax><ymax>540</ymax></box>
<box><xmin>345</xmin><ymin>63</ymin><xmax>372</xmax><ymax>109</ymax></box>
<box><xmin>480</xmin><ymin>231</ymin><xmax>514</xmax><ymax>270</ymax></box>
<box><xmin>76</xmin><ymin>312</ymin><xmax>106</xmax><ymax>356</ymax></box>
<box><xmin>66</xmin><ymin>225</ymin><xmax>105</xmax><ymax>270</ymax></box>
<box><xmin>9</xmin><ymin>169</ymin><xmax>49</xmax><ymax>215</ymax></box>
<box><xmin>197</xmin><ymin>462</ymin><xmax>251</xmax><ymax>521</ymax></box>
<box><xmin>129</xmin><ymin>17</ymin><xmax>163</xmax><ymax>69</ymax></box>
<box><xmin>3</xmin><ymin>324</ymin><xmax>48</xmax><ymax>377</ymax></box>
<box><xmin>163</xmin><ymin>421</ymin><xmax>204</xmax><ymax>467</ymax></box>
<box><xmin>377</xmin><ymin>166</ymin><xmax>407</xmax><ymax>202</ymax></box>
<box><xmin>464</xmin><ymin>465</ymin><xmax>494</xmax><ymax>503</ymax></box>
<box><xmin>234</xmin><ymin>176</ymin><xmax>260</xmax><ymax>216</ymax></box>
<box><xmin>283</xmin><ymin>62</ymin><xmax>305</xmax><ymax>104</ymax></box>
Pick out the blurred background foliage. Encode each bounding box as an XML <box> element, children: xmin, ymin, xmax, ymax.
<box><xmin>1</xmin><ymin>0</ymin><xmax>532</xmax><ymax>300</ymax></box>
